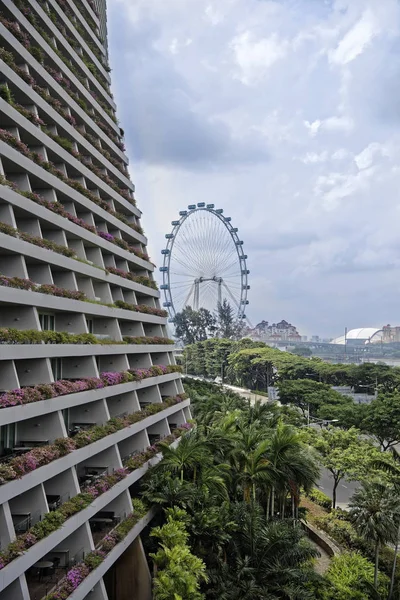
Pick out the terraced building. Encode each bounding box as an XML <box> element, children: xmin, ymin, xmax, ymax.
<box><xmin>0</xmin><ymin>1</ymin><xmax>190</xmax><ymax>599</ymax></box>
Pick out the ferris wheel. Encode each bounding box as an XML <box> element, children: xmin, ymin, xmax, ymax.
<box><xmin>159</xmin><ymin>203</ymin><xmax>250</xmax><ymax>321</ymax></box>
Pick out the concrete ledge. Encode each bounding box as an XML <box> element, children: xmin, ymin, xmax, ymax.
<box><xmin>0</xmin><ymin>447</ymin><xmax>166</xmax><ymax>590</ymax></box>
<box><xmin>63</xmin><ymin>0</ymin><xmax>102</xmax><ymax>52</ymax></box>
<box><xmin>301</xmin><ymin>520</ymin><xmax>341</xmax><ymax>557</ymax></box>
<box><xmin>0</xmin><ymin>343</ymin><xmax>175</xmax><ymax>361</ymax></box>
<box><xmin>8</xmin><ymin>0</ymin><xmax>113</xmax><ymax>109</ymax></box>
<box><xmin>0</xmin><ymin>287</ymin><xmax>161</xmax><ymax>325</ymax></box>
<box><xmin>0</xmin><ymin>398</ymin><xmax>190</xmax><ymax>502</ymax></box>
<box><xmin>46</xmin><ymin>0</ymin><xmax>110</xmax><ymax>87</ymax></box>
<box><xmin>69</xmin><ymin>508</ymin><xmax>157</xmax><ymax>600</ymax></box>
<box><xmin>0</xmin><ymin>373</ymin><xmax>182</xmax><ymax>425</ymax></box>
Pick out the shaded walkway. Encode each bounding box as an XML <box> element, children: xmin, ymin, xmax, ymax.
<box><xmin>309</xmin><ymin>539</ymin><xmax>332</xmax><ymax>575</ymax></box>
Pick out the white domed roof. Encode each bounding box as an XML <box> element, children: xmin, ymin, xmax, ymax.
<box><xmin>331</xmin><ymin>328</ymin><xmax>382</xmax><ymax>345</ymax></box>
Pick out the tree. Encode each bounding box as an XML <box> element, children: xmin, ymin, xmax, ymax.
<box><xmin>236</xmin><ymin>438</ymin><xmax>274</xmax><ymax>503</ymax></box>
<box><xmin>216</xmin><ymin>299</ymin><xmax>243</xmax><ymax>340</ymax></box>
<box><xmin>371</xmin><ymin>448</ymin><xmax>400</xmax><ymax>599</ymax></box>
<box><xmin>174</xmin><ymin>306</ymin><xmax>217</xmax><ymax>345</ymax></box>
<box><xmin>291</xmin><ymin>346</ymin><xmax>312</xmax><ymax>357</ymax></box>
<box><xmin>156</xmin><ymin>433</ymin><xmax>211</xmax><ymax>482</ymax></box>
<box><xmin>306</xmin><ymin>427</ymin><xmax>382</xmax><ymax>508</ymax></box>
<box><xmin>349</xmin><ymin>481</ymin><xmax>399</xmax><ymax>589</ymax></box>
<box><xmin>317</xmin><ymin>402</ymin><xmax>368</xmax><ymax>429</ymax></box>
<box><xmin>214</xmin><ymin>505</ymin><xmax>320</xmax><ymax>599</ymax></box>
<box><xmin>362</xmin><ymin>393</ymin><xmax>400</xmax><ymax>451</ymax></box>
<box><xmin>266</xmin><ymin>421</ymin><xmax>319</xmax><ymax>519</ymax></box>
<box><xmin>228</xmin><ymin>348</ymin><xmax>275</xmax><ymax>390</ymax></box>
<box><xmin>277</xmin><ymin>378</ymin><xmax>351</xmax><ymax>417</ymax></box>
<box><xmin>151</xmin><ymin>507</ymin><xmax>208</xmax><ymax>599</ymax></box>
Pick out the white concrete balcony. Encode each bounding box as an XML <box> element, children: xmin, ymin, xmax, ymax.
<box><xmin>1</xmin><ymin>97</ymin><xmax>131</xmax><ymax>193</ymax></box>
<box><xmin>0</xmin><ymin>435</ymin><xmax>175</xmax><ymax>591</ymax></box>
<box><xmin>6</xmin><ymin>0</ymin><xmax>114</xmax><ymax>109</ymax></box>
<box><xmin>0</xmin><ymin>398</ymin><xmax>190</xmax><ymax>502</ymax></box>
<box><xmin>68</xmin><ymin>508</ymin><xmax>156</xmax><ymax>600</ymax></box>
<box><xmin>0</xmin><ymin>373</ymin><xmax>182</xmax><ymax>425</ymax></box>
<box><xmin>0</xmin><ymin>344</ymin><xmax>175</xmax><ymax>361</ymax></box>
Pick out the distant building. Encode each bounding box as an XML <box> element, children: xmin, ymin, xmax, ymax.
<box><xmin>331</xmin><ymin>328</ymin><xmax>383</xmax><ymax>345</ymax></box>
<box><xmin>251</xmin><ymin>320</ymin><xmax>301</xmax><ymax>342</ymax></box>
<box><xmin>382</xmin><ymin>325</ymin><xmax>400</xmax><ymax>343</ymax></box>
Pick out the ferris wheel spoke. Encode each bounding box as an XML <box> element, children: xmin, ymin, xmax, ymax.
<box><xmin>217</xmin><ymin>252</ymin><xmax>240</xmax><ymax>274</ymax></box>
<box><xmin>169</xmin><ymin>253</ymin><xmax>201</xmax><ymax>277</ymax></box>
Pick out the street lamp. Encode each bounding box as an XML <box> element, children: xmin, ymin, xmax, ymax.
<box><xmin>302</xmin><ymin>416</ymin><xmax>339</xmax><ymax>428</ymax></box>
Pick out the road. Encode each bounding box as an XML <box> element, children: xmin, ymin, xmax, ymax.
<box><xmin>318</xmin><ymin>470</ymin><xmax>358</xmax><ymax>509</ymax></box>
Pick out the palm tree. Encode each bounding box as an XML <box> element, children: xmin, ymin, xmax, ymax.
<box><xmin>217</xmin><ymin>503</ymin><xmax>321</xmax><ymax>599</ymax></box>
<box><xmin>237</xmin><ymin>439</ymin><xmax>275</xmax><ymax>503</ymax></box>
<box><xmin>156</xmin><ymin>432</ymin><xmax>211</xmax><ymax>481</ymax></box>
<box><xmin>141</xmin><ymin>475</ymin><xmax>195</xmax><ymax>509</ymax></box>
<box><xmin>371</xmin><ymin>448</ymin><xmax>400</xmax><ymax>599</ymax></box>
<box><xmin>196</xmin><ymin>464</ymin><xmax>231</xmax><ymax>501</ymax></box>
<box><xmin>266</xmin><ymin>421</ymin><xmax>303</xmax><ymax>518</ymax></box>
<box><xmin>279</xmin><ymin>446</ymin><xmax>320</xmax><ymax>519</ymax></box>
<box><xmin>349</xmin><ymin>480</ymin><xmax>398</xmax><ymax>589</ymax></box>
<box><xmin>246</xmin><ymin>400</ymin><xmax>279</xmax><ymax>428</ymax></box>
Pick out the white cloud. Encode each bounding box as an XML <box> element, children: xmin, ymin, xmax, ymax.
<box><xmin>314</xmin><ymin>165</ymin><xmax>378</xmax><ymax>210</ymax></box>
<box><xmin>304</xmin><ymin>119</ymin><xmax>321</xmax><ymax>136</ymax></box>
<box><xmin>354</xmin><ymin>142</ymin><xmax>392</xmax><ymax>170</ymax></box>
<box><xmin>305</xmin><ymin>115</ymin><xmax>354</xmax><ymax>136</ymax></box>
<box><xmin>323</xmin><ymin>115</ymin><xmax>354</xmax><ymax>132</ymax></box>
<box><xmin>301</xmin><ymin>151</ymin><xmax>328</xmax><ymax>164</ymax></box>
<box><xmin>230</xmin><ymin>31</ymin><xmax>288</xmax><ymax>85</ymax></box>
<box><xmin>205</xmin><ymin>4</ymin><xmax>223</xmax><ymax>25</ymax></box>
<box><xmin>329</xmin><ymin>9</ymin><xmax>379</xmax><ymax>65</ymax></box>
<box><xmin>332</xmin><ymin>148</ymin><xmax>352</xmax><ymax>161</ymax></box>
<box><xmin>169</xmin><ymin>38</ymin><xmax>178</xmax><ymax>54</ymax></box>
<box><xmin>108</xmin><ymin>0</ymin><xmax>400</xmax><ymax>336</ymax></box>
<box><xmin>169</xmin><ymin>37</ymin><xmax>192</xmax><ymax>54</ymax></box>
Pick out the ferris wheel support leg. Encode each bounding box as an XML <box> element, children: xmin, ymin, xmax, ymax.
<box><xmin>218</xmin><ymin>279</ymin><xmax>222</xmax><ymax>307</ymax></box>
<box><xmin>183</xmin><ymin>282</ymin><xmax>195</xmax><ymax>310</ymax></box>
<box><xmin>194</xmin><ymin>280</ymin><xmax>200</xmax><ymax>311</ymax></box>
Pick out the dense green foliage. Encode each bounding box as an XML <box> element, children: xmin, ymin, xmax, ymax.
<box><xmin>145</xmin><ymin>379</ymin><xmax>322</xmax><ymax>599</ymax></box>
<box><xmin>184</xmin><ymin>339</ymin><xmax>400</xmax><ymax>450</ymax></box>
<box><xmin>307</xmin><ymin>488</ymin><xmax>332</xmax><ymax>510</ymax></box>
<box><xmin>303</xmin><ymin>427</ymin><xmax>384</xmax><ymax>508</ymax></box>
<box><xmin>322</xmin><ymin>552</ymin><xmax>389</xmax><ymax>599</ymax></box>
<box><xmin>173</xmin><ymin>301</ymin><xmax>244</xmax><ymax>345</ymax></box>
<box><xmin>151</xmin><ymin>507</ymin><xmax>208</xmax><ymax>599</ymax></box>
<box><xmin>157</xmin><ymin>344</ymin><xmax>400</xmax><ymax>597</ymax></box>
<box><xmin>183</xmin><ymin>338</ymin><xmax>400</xmax><ymax>392</ymax></box>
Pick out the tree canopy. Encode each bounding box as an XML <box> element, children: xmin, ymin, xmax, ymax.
<box><xmin>173</xmin><ymin>300</ymin><xmax>244</xmax><ymax>345</ymax></box>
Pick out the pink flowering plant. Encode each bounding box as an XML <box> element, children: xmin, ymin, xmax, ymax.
<box><xmin>0</xmin><ymin>424</ymin><xmax>192</xmax><ymax>571</ymax></box>
<box><xmin>42</xmin><ymin>506</ymin><xmax>147</xmax><ymax>600</ymax></box>
<box><xmin>106</xmin><ymin>266</ymin><xmax>156</xmax><ymax>288</ymax></box>
<box><xmin>114</xmin><ymin>300</ymin><xmax>168</xmax><ymax>317</ymax></box>
<box><xmin>0</xmin><ymin>391</ymin><xmax>187</xmax><ymax>483</ymax></box>
<box><xmin>0</xmin><ymin>220</ymin><xmax>76</xmax><ymax>258</ymax></box>
<box><xmin>0</xmin><ymin>274</ymin><xmax>86</xmax><ymax>301</ymax></box>
<box><xmin>0</xmin><ymin>365</ymin><xmax>182</xmax><ymax>410</ymax></box>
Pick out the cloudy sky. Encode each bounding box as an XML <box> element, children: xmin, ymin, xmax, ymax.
<box><xmin>107</xmin><ymin>0</ymin><xmax>400</xmax><ymax>338</ymax></box>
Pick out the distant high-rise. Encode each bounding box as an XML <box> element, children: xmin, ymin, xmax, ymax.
<box><xmin>0</xmin><ymin>2</ymin><xmax>190</xmax><ymax>599</ymax></box>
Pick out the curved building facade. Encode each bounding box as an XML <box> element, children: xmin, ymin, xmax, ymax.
<box><xmin>0</xmin><ymin>2</ymin><xmax>190</xmax><ymax>599</ymax></box>
<box><xmin>331</xmin><ymin>328</ymin><xmax>383</xmax><ymax>345</ymax></box>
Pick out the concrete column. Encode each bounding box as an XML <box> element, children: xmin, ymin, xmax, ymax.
<box><xmin>104</xmin><ymin>536</ymin><xmax>151</xmax><ymax>600</ymax></box>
